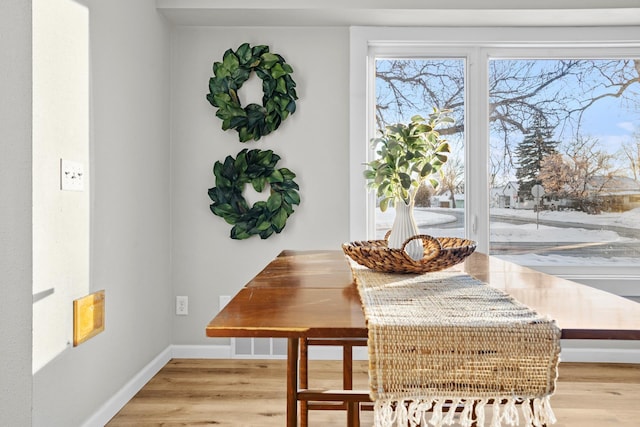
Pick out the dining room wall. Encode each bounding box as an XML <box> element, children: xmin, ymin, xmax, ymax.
<box><xmin>32</xmin><ymin>0</ymin><xmax>91</xmax><ymax>375</ymax></box>
<box><xmin>31</xmin><ymin>1</ymin><xmax>172</xmax><ymax>426</ymax></box>
<box><xmin>0</xmin><ymin>1</ymin><xmax>33</xmax><ymax>425</ymax></box>
<box><xmin>170</xmin><ymin>26</ymin><xmax>351</xmax><ymax>346</ymax></box>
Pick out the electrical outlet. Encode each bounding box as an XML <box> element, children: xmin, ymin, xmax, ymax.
<box><xmin>176</xmin><ymin>296</ymin><xmax>188</xmax><ymax>315</ymax></box>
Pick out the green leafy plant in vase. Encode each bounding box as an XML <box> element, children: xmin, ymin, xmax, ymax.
<box><xmin>364</xmin><ymin>109</ymin><xmax>453</xmax><ymax>260</ymax></box>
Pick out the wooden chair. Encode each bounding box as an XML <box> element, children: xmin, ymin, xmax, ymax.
<box><xmin>297</xmin><ymin>337</ymin><xmax>372</xmax><ymax>427</ymax></box>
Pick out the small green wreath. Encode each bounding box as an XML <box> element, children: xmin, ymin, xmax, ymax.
<box><xmin>207</xmin><ymin>43</ymin><xmax>298</xmax><ymax>142</ymax></box>
<box><xmin>208</xmin><ymin>149</ymin><xmax>301</xmax><ymax>240</ymax></box>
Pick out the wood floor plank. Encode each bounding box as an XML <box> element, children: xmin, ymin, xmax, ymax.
<box><xmin>107</xmin><ymin>359</ymin><xmax>640</xmax><ymax>427</ymax></box>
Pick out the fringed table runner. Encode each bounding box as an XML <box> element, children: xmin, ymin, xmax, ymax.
<box><xmin>351</xmin><ymin>263</ymin><xmax>561</xmax><ymax>427</ymax></box>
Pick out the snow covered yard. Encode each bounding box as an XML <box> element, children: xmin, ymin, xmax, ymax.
<box><xmin>375</xmin><ymin>207</ymin><xmax>640</xmax><ymax>266</ymax></box>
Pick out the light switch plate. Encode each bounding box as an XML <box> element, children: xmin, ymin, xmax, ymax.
<box><xmin>61</xmin><ymin>159</ymin><xmax>84</xmax><ymax>191</ymax></box>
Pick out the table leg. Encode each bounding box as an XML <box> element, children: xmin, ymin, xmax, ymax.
<box><xmin>287</xmin><ymin>337</ymin><xmax>299</xmax><ymax>427</ymax></box>
<box><xmin>343</xmin><ymin>343</ymin><xmax>353</xmax><ymax>389</ymax></box>
<box><xmin>347</xmin><ymin>402</ymin><xmax>360</xmax><ymax>427</ymax></box>
<box><xmin>300</xmin><ymin>338</ymin><xmax>308</xmax><ymax>427</ymax></box>
<box><xmin>344</xmin><ymin>343</ymin><xmax>357</xmax><ymax>426</ymax></box>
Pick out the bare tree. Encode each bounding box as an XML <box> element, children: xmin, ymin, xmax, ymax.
<box><xmin>540</xmin><ymin>137</ymin><xmax>617</xmax><ymax>212</ymax></box>
<box><xmin>539</xmin><ymin>153</ymin><xmax>570</xmax><ymax>199</ymax></box>
<box><xmin>376</xmin><ymin>59</ymin><xmax>465</xmax><ymax>133</ymax></box>
<box><xmin>376</xmin><ymin>58</ymin><xmax>640</xmax><ymax>181</ymax></box>
<box><xmin>378</xmin><ymin>59</ymin><xmax>639</xmax><ymax>136</ymax></box>
<box><xmin>619</xmin><ymin>134</ymin><xmax>640</xmax><ymax>182</ymax></box>
<box><xmin>436</xmin><ymin>157</ymin><xmax>465</xmax><ymax>208</ymax></box>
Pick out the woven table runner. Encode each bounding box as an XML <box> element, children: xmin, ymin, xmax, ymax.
<box><xmin>351</xmin><ymin>263</ymin><xmax>561</xmax><ymax>427</ymax></box>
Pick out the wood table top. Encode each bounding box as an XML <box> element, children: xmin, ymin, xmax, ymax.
<box><xmin>206</xmin><ymin>250</ymin><xmax>640</xmax><ymax>340</ymax></box>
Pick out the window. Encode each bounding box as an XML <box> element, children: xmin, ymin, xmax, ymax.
<box><xmin>374</xmin><ymin>58</ymin><xmax>466</xmax><ymax>240</ymax></box>
<box><xmin>350</xmin><ymin>27</ymin><xmax>640</xmax><ymax>282</ymax></box>
<box><xmin>488</xmin><ymin>58</ymin><xmax>640</xmax><ymax>268</ymax></box>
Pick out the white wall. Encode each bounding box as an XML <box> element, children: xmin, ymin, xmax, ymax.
<box><xmin>32</xmin><ymin>0</ymin><xmax>91</xmax><ymax>373</ymax></box>
<box><xmin>32</xmin><ymin>1</ymin><xmax>172</xmax><ymax>426</ymax></box>
<box><xmin>170</xmin><ymin>26</ymin><xmax>350</xmax><ymax>345</ymax></box>
<box><xmin>0</xmin><ymin>1</ymin><xmax>33</xmax><ymax>425</ymax></box>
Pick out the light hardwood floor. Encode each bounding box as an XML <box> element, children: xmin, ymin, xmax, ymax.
<box><xmin>107</xmin><ymin>359</ymin><xmax>640</xmax><ymax>427</ymax></box>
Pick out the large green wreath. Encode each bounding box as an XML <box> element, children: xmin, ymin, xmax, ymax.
<box><xmin>207</xmin><ymin>43</ymin><xmax>298</xmax><ymax>142</ymax></box>
<box><xmin>208</xmin><ymin>149</ymin><xmax>301</xmax><ymax>240</ymax></box>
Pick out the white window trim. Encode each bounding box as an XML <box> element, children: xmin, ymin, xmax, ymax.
<box><xmin>349</xmin><ymin>26</ymin><xmax>640</xmax><ymax>278</ymax></box>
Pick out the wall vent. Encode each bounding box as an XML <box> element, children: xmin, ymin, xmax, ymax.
<box><xmin>232</xmin><ymin>337</ymin><xmax>287</xmax><ymax>358</ymax></box>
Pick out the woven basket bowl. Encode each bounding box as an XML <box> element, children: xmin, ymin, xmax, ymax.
<box><xmin>342</xmin><ymin>234</ymin><xmax>477</xmax><ymax>274</ymax></box>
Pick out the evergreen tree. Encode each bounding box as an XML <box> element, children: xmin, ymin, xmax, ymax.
<box><xmin>515</xmin><ymin>115</ymin><xmax>559</xmax><ymax>200</ymax></box>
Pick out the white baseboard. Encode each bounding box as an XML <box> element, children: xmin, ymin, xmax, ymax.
<box><xmin>83</xmin><ymin>342</ymin><xmax>639</xmax><ymax>426</ymax></box>
<box><xmin>170</xmin><ymin>343</ymin><xmax>640</xmax><ymax>363</ymax></box>
<box><xmin>80</xmin><ymin>346</ymin><xmax>172</xmax><ymax>427</ymax></box>
<box><xmin>312</xmin><ymin>345</ymin><xmax>640</xmax><ymax>363</ymax></box>
<box><xmin>561</xmin><ymin>347</ymin><xmax>640</xmax><ymax>363</ymax></box>
<box><xmin>81</xmin><ymin>345</ymin><xmax>231</xmax><ymax>426</ymax></box>
<box><xmin>171</xmin><ymin>344</ymin><xmax>232</xmax><ymax>359</ymax></box>
<box><xmin>307</xmin><ymin>345</ymin><xmax>369</xmax><ymax>360</ymax></box>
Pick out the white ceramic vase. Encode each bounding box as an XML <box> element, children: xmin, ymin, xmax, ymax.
<box><xmin>387</xmin><ymin>196</ymin><xmax>424</xmax><ymax>261</ymax></box>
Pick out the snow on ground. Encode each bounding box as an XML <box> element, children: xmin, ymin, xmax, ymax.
<box><xmin>491</xmin><ymin>206</ymin><xmax>640</xmax><ymax>229</ymax></box>
<box><xmin>496</xmin><ymin>253</ymin><xmax>640</xmax><ymax>266</ymax></box>
<box><xmin>377</xmin><ymin>207</ymin><xmax>639</xmax><ymax>243</ymax></box>
<box><xmin>376</xmin><ymin>207</ymin><xmax>455</xmax><ymax>229</ymax></box>
<box><xmin>375</xmin><ymin>207</ymin><xmax>639</xmax><ymax>266</ymax></box>
<box><xmin>489</xmin><ymin>222</ymin><xmax>628</xmax><ymax>243</ymax></box>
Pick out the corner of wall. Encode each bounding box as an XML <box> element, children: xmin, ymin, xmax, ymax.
<box><xmin>0</xmin><ymin>1</ymin><xmax>34</xmax><ymax>425</ymax></box>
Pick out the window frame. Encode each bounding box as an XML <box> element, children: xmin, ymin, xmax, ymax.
<box><xmin>349</xmin><ymin>26</ymin><xmax>640</xmax><ymax>279</ymax></box>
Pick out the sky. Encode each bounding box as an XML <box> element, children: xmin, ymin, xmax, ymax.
<box><xmin>579</xmin><ymin>95</ymin><xmax>638</xmax><ymax>157</ymax></box>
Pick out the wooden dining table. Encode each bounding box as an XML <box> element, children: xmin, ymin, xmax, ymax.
<box><xmin>206</xmin><ymin>249</ymin><xmax>640</xmax><ymax>426</ymax></box>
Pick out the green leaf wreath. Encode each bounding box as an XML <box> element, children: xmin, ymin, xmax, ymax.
<box><xmin>207</xmin><ymin>43</ymin><xmax>298</xmax><ymax>142</ymax></box>
<box><xmin>208</xmin><ymin>149</ymin><xmax>301</xmax><ymax>240</ymax></box>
